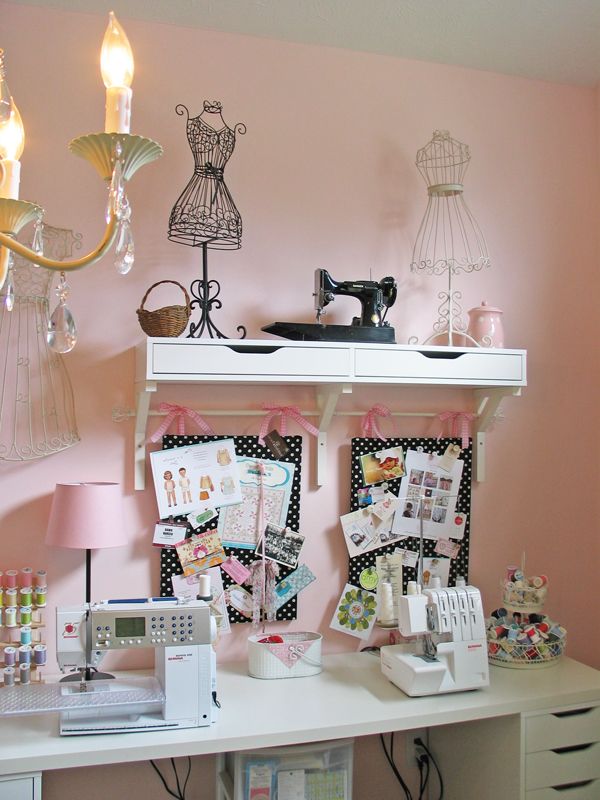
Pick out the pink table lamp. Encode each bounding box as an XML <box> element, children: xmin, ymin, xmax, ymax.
<box><xmin>46</xmin><ymin>482</ymin><xmax>127</xmax><ymax>681</ymax></box>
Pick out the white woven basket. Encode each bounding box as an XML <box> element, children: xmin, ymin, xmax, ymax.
<box><xmin>248</xmin><ymin>632</ymin><xmax>322</xmax><ymax>679</ymax></box>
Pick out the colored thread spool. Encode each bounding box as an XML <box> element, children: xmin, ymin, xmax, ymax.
<box><xmin>19</xmin><ymin>663</ymin><xmax>31</xmax><ymax>684</ymax></box>
<box><xmin>0</xmin><ymin>608</ymin><xmax>2</xmax><ymax>626</ymax></box>
<box><xmin>19</xmin><ymin>587</ymin><xmax>32</xmax><ymax>606</ymax></box>
<box><xmin>4</xmin><ymin>570</ymin><xmax>18</xmax><ymax>589</ymax></box>
<box><xmin>3</xmin><ymin>667</ymin><xmax>15</xmax><ymax>687</ymax></box>
<box><xmin>19</xmin><ymin>568</ymin><xmax>33</xmax><ymax>589</ymax></box>
<box><xmin>505</xmin><ymin>565</ymin><xmax>518</xmax><ymax>581</ymax></box>
<box><xmin>4</xmin><ymin>606</ymin><xmax>17</xmax><ymax>627</ymax></box>
<box><xmin>18</xmin><ymin>645</ymin><xmax>32</xmax><ymax>664</ymax></box>
<box><xmin>34</xmin><ymin>570</ymin><xmax>47</xmax><ymax>589</ymax></box>
<box><xmin>5</xmin><ymin>588</ymin><xmax>17</xmax><ymax>607</ymax></box>
<box><xmin>3</xmin><ymin>646</ymin><xmax>16</xmax><ymax>666</ymax></box>
<box><xmin>0</xmin><ymin>586</ymin><xmax>3</xmax><ymax>607</ymax></box>
<box><xmin>33</xmin><ymin>644</ymin><xmax>47</xmax><ymax>666</ymax></box>
<box><xmin>34</xmin><ymin>586</ymin><xmax>47</xmax><ymax>607</ymax></box>
<box><xmin>19</xmin><ymin>606</ymin><xmax>32</xmax><ymax>626</ymax></box>
<box><xmin>20</xmin><ymin>626</ymin><xmax>32</xmax><ymax>645</ymax></box>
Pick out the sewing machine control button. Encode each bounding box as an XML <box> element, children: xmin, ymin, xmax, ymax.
<box><xmin>97</xmin><ymin>626</ymin><xmax>102</xmax><ymax>631</ymax></box>
<box><xmin>137</xmin><ymin>639</ymin><xmax>142</xmax><ymax>644</ymax></box>
<box><xmin>151</xmin><ymin>616</ymin><xmax>156</xmax><ymax>621</ymax></box>
<box><xmin>159</xmin><ymin>616</ymin><xmax>164</xmax><ymax>621</ymax></box>
<box><xmin>120</xmin><ymin>640</ymin><xmax>125</xmax><ymax>645</ymax></box>
<box><xmin>128</xmin><ymin>639</ymin><xmax>134</xmax><ymax>644</ymax></box>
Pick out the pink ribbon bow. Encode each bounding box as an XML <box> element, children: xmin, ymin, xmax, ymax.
<box><xmin>361</xmin><ymin>404</ymin><xmax>395</xmax><ymax>441</ymax></box>
<box><xmin>437</xmin><ymin>411</ymin><xmax>476</xmax><ymax>449</ymax></box>
<box><xmin>148</xmin><ymin>402</ymin><xmax>215</xmax><ymax>443</ymax></box>
<box><xmin>258</xmin><ymin>404</ymin><xmax>319</xmax><ymax>446</ymax></box>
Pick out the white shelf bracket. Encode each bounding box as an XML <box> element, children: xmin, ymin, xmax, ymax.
<box><xmin>134</xmin><ymin>380</ymin><xmax>157</xmax><ymax>490</ymax></box>
<box><xmin>472</xmin><ymin>387</ymin><xmax>521</xmax><ymax>482</ymax></box>
<box><xmin>315</xmin><ymin>384</ymin><xmax>352</xmax><ymax>487</ymax></box>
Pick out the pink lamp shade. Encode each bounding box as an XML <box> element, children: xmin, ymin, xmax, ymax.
<box><xmin>45</xmin><ymin>482</ymin><xmax>127</xmax><ymax>550</ymax></box>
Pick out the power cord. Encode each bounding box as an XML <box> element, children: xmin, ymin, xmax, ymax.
<box><xmin>379</xmin><ymin>732</ymin><xmax>413</xmax><ymax>800</ymax></box>
<box><xmin>150</xmin><ymin>757</ymin><xmax>192</xmax><ymax>800</ymax></box>
<box><xmin>414</xmin><ymin>737</ymin><xmax>444</xmax><ymax>799</ymax></box>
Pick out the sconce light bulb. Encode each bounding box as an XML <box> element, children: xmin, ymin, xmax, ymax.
<box><xmin>0</xmin><ymin>101</ymin><xmax>25</xmax><ymax>162</ymax></box>
<box><xmin>101</xmin><ymin>11</ymin><xmax>134</xmax><ymax>89</ymax></box>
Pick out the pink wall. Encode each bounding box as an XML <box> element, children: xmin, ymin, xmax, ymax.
<box><xmin>1</xmin><ymin>1</ymin><xmax>599</xmax><ymax>689</ymax></box>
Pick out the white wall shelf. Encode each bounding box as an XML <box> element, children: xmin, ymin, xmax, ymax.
<box><xmin>132</xmin><ymin>338</ymin><xmax>527</xmax><ymax>489</ymax></box>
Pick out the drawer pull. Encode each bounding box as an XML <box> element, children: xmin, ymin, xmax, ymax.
<box><xmin>552</xmin><ymin>707</ymin><xmax>595</xmax><ymax>718</ymax></box>
<box><xmin>417</xmin><ymin>350</ymin><xmax>464</xmax><ymax>360</ymax></box>
<box><xmin>551</xmin><ymin>780</ymin><xmax>594</xmax><ymax>792</ymax></box>
<box><xmin>551</xmin><ymin>743</ymin><xmax>593</xmax><ymax>754</ymax></box>
<box><xmin>226</xmin><ymin>345</ymin><xmax>283</xmax><ymax>355</ymax></box>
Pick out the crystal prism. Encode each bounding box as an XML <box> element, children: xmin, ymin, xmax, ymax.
<box><xmin>32</xmin><ymin>218</ymin><xmax>44</xmax><ymax>257</ymax></box>
<box><xmin>5</xmin><ymin>264</ymin><xmax>15</xmax><ymax>311</ymax></box>
<box><xmin>114</xmin><ymin>220</ymin><xmax>134</xmax><ymax>274</ymax></box>
<box><xmin>106</xmin><ymin>158</ymin><xmax>124</xmax><ymax>223</ymax></box>
<box><xmin>47</xmin><ymin>301</ymin><xmax>77</xmax><ymax>353</ymax></box>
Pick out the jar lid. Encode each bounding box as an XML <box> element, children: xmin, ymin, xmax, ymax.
<box><xmin>469</xmin><ymin>300</ymin><xmax>503</xmax><ymax>314</ymax></box>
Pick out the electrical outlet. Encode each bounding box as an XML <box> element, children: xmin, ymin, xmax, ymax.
<box><xmin>406</xmin><ymin>728</ymin><xmax>428</xmax><ymax>763</ymax></box>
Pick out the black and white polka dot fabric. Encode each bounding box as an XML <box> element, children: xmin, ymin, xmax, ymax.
<box><xmin>348</xmin><ymin>438</ymin><xmax>472</xmax><ymax>591</ymax></box>
<box><xmin>159</xmin><ymin>434</ymin><xmax>303</xmax><ymax>624</ymax></box>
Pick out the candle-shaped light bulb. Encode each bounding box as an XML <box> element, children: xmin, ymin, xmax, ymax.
<box><xmin>101</xmin><ymin>12</ymin><xmax>134</xmax><ymax>133</ymax></box>
<box><xmin>0</xmin><ymin>90</ymin><xmax>25</xmax><ymax>200</ymax></box>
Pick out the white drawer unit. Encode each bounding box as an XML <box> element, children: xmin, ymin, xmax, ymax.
<box><xmin>132</xmin><ymin>338</ymin><xmax>527</xmax><ymax>489</ymax></box>
<box><xmin>353</xmin><ymin>346</ymin><xmax>525</xmax><ymax>385</ymax></box>
<box><xmin>0</xmin><ymin>772</ymin><xmax>41</xmax><ymax>800</ymax></box>
<box><xmin>523</xmin><ymin>704</ymin><xmax>600</xmax><ymax>798</ymax></box>
<box><xmin>149</xmin><ymin>341</ymin><xmax>353</xmax><ymax>381</ymax></box>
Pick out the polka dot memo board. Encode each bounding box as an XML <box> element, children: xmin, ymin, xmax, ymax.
<box><xmin>348</xmin><ymin>437</ymin><xmax>472</xmax><ymax>591</ymax></box>
<box><xmin>159</xmin><ymin>434</ymin><xmax>302</xmax><ymax>624</ymax></box>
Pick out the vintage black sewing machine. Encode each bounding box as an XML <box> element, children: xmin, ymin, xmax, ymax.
<box><xmin>262</xmin><ymin>268</ymin><xmax>397</xmax><ymax>343</ymax></box>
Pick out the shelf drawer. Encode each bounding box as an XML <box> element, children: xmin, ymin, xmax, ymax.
<box><xmin>526</xmin><ymin>778</ymin><xmax>600</xmax><ymax>799</ymax></box>
<box><xmin>525</xmin><ymin>706</ymin><xmax>600</xmax><ymax>753</ymax></box>
<box><xmin>150</xmin><ymin>342</ymin><xmax>352</xmax><ymax>380</ymax></box>
<box><xmin>525</xmin><ymin>743</ymin><xmax>600</xmax><ymax>791</ymax></box>
<box><xmin>354</xmin><ymin>347</ymin><xmax>525</xmax><ymax>385</ymax></box>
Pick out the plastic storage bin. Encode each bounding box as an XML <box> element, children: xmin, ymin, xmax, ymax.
<box><xmin>218</xmin><ymin>739</ymin><xmax>354</xmax><ymax>800</ymax></box>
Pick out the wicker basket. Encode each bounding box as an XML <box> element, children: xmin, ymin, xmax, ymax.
<box><xmin>136</xmin><ymin>280</ymin><xmax>191</xmax><ymax>337</ymax></box>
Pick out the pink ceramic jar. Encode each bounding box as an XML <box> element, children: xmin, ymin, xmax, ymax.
<box><xmin>466</xmin><ymin>301</ymin><xmax>504</xmax><ymax>348</ymax></box>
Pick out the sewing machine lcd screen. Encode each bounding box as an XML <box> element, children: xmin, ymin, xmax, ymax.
<box><xmin>114</xmin><ymin>617</ymin><xmax>146</xmax><ymax>637</ymax></box>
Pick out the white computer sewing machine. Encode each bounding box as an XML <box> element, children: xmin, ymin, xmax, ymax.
<box><xmin>380</xmin><ymin>580</ymin><xmax>489</xmax><ymax>696</ymax></box>
<box><xmin>55</xmin><ymin>597</ymin><xmax>218</xmax><ymax>735</ymax></box>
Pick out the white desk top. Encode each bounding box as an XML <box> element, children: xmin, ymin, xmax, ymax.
<box><xmin>1</xmin><ymin>653</ymin><xmax>599</xmax><ymax>775</ymax></box>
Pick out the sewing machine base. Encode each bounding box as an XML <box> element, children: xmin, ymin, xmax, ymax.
<box><xmin>262</xmin><ymin>321</ymin><xmax>396</xmax><ymax>344</ymax></box>
<box><xmin>380</xmin><ymin>642</ymin><xmax>490</xmax><ymax>697</ymax></box>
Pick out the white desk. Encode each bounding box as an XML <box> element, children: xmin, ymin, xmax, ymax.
<box><xmin>1</xmin><ymin>653</ymin><xmax>599</xmax><ymax>799</ymax></box>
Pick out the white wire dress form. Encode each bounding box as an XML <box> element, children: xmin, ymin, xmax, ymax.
<box><xmin>410</xmin><ymin>130</ymin><xmax>490</xmax><ymax>345</ymax></box>
<box><xmin>0</xmin><ymin>226</ymin><xmax>81</xmax><ymax>461</ymax></box>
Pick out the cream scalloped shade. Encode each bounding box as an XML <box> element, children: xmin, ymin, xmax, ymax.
<box><xmin>45</xmin><ymin>482</ymin><xmax>126</xmax><ymax>550</ymax></box>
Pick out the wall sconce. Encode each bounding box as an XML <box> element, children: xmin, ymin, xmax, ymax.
<box><xmin>0</xmin><ymin>12</ymin><xmax>162</xmax><ymax>350</ymax></box>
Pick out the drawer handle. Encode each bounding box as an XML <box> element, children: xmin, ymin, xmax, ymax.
<box><xmin>551</xmin><ymin>743</ymin><xmax>594</xmax><ymax>754</ymax></box>
<box><xmin>225</xmin><ymin>345</ymin><xmax>283</xmax><ymax>355</ymax></box>
<box><xmin>552</xmin><ymin>707</ymin><xmax>596</xmax><ymax>718</ymax></box>
<box><xmin>551</xmin><ymin>779</ymin><xmax>594</xmax><ymax>792</ymax></box>
<box><xmin>417</xmin><ymin>350</ymin><xmax>464</xmax><ymax>360</ymax></box>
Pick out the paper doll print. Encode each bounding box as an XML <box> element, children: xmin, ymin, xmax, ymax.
<box><xmin>216</xmin><ymin>448</ymin><xmax>231</xmax><ymax>466</ymax></box>
<box><xmin>178</xmin><ymin>467</ymin><xmax>192</xmax><ymax>504</ymax></box>
<box><xmin>164</xmin><ymin>471</ymin><xmax>177</xmax><ymax>507</ymax></box>
<box><xmin>220</xmin><ymin>475</ymin><xmax>235</xmax><ymax>495</ymax></box>
<box><xmin>199</xmin><ymin>474</ymin><xmax>214</xmax><ymax>501</ymax></box>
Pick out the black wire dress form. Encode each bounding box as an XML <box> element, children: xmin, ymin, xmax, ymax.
<box><xmin>168</xmin><ymin>101</ymin><xmax>247</xmax><ymax>338</ymax></box>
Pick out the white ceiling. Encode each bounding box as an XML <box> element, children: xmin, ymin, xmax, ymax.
<box><xmin>7</xmin><ymin>0</ymin><xmax>600</xmax><ymax>87</ymax></box>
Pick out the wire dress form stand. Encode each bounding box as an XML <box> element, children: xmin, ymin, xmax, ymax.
<box><xmin>409</xmin><ymin>130</ymin><xmax>490</xmax><ymax>346</ymax></box>
<box><xmin>0</xmin><ymin>225</ymin><xmax>82</xmax><ymax>460</ymax></box>
<box><xmin>168</xmin><ymin>101</ymin><xmax>247</xmax><ymax>339</ymax></box>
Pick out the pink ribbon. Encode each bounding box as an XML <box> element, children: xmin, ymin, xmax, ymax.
<box><xmin>258</xmin><ymin>404</ymin><xmax>319</xmax><ymax>446</ymax></box>
<box><xmin>437</xmin><ymin>411</ymin><xmax>476</xmax><ymax>449</ymax></box>
<box><xmin>361</xmin><ymin>404</ymin><xmax>395</xmax><ymax>441</ymax></box>
<box><xmin>148</xmin><ymin>402</ymin><xmax>215</xmax><ymax>443</ymax></box>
